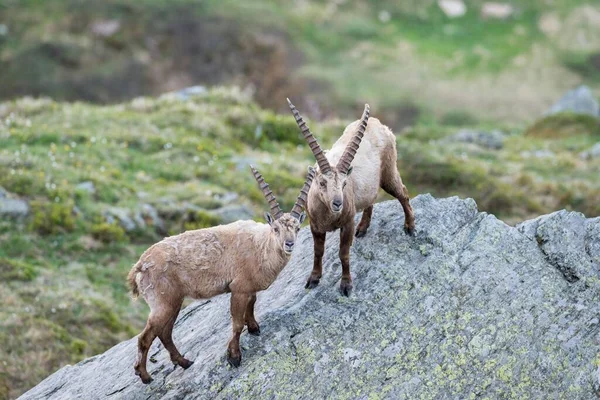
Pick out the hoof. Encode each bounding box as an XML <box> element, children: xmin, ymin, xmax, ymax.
<box><xmin>339</xmin><ymin>281</ymin><xmax>353</xmax><ymax>297</ymax></box>
<box><xmin>135</xmin><ymin>369</ymin><xmax>153</xmax><ymax>384</ymax></box>
<box><xmin>355</xmin><ymin>229</ymin><xmax>367</xmax><ymax>238</ymax></box>
<box><xmin>405</xmin><ymin>225</ymin><xmax>415</xmax><ymax>236</ymax></box>
<box><xmin>305</xmin><ymin>277</ymin><xmax>320</xmax><ymax>289</ymax></box>
<box><xmin>227</xmin><ymin>350</ymin><xmax>242</xmax><ymax>368</ymax></box>
<box><xmin>177</xmin><ymin>358</ymin><xmax>194</xmax><ymax>369</ymax></box>
<box><xmin>247</xmin><ymin>323</ymin><xmax>261</xmax><ymax>336</ymax></box>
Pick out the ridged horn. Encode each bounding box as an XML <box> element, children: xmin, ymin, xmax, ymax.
<box><xmin>287</xmin><ymin>98</ymin><xmax>332</xmax><ymax>174</ymax></box>
<box><xmin>250</xmin><ymin>165</ymin><xmax>283</xmax><ymax>220</ymax></box>
<box><xmin>290</xmin><ymin>166</ymin><xmax>316</xmax><ymax>219</ymax></box>
<box><xmin>336</xmin><ymin>104</ymin><xmax>370</xmax><ymax>174</ymax></box>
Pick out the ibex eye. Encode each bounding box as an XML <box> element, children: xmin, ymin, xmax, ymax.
<box><xmin>274</xmin><ymin>227</ymin><xmax>279</xmax><ymax>233</ymax></box>
<box><xmin>320</xmin><ymin>181</ymin><xmax>326</xmax><ymax>188</ymax></box>
<box><xmin>343</xmin><ymin>181</ymin><xmax>347</xmax><ymax>188</ymax></box>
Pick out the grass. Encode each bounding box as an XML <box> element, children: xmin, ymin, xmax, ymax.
<box><xmin>1</xmin><ymin>0</ymin><xmax>599</xmax><ymax>124</ymax></box>
<box><xmin>524</xmin><ymin>112</ymin><xmax>600</xmax><ymax>139</ymax></box>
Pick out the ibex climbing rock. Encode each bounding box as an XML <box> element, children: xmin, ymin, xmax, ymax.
<box><xmin>288</xmin><ymin>99</ymin><xmax>415</xmax><ymax>296</ymax></box>
<box><xmin>127</xmin><ymin>165</ymin><xmax>315</xmax><ymax>383</ymax></box>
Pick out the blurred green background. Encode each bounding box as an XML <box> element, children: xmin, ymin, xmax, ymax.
<box><xmin>1</xmin><ymin>0</ymin><xmax>600</xmax><ymax>398</ymax></box>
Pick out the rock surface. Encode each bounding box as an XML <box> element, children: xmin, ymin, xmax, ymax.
<box><xmin>446</xmin><ymin>129</ymin><xmax>505</xmax><ymax>149</ymax></box>
<box><xmin>20</xmin><ymin>195</ymin><xmax>600</xmax><ymax>399</ymax></box>
<box><xmin>481</xmin><ymin>2</ymin><xmax>515</xmax><ymax>20</ymax></box>
<box><xmin>546</xmin><ymin>85</ymin><xmax>600</xmax><ymax>117</ymax></box>
<box><xmin>580</xmin><ymin>142</ymin><xmax>600</xmax><ymax>160</ymax></box>
<box><xmin>0</xmin><ymin>186</ymin><xmax>29</xmax><ymax>220</ymax></box>
<box><xmin>438</xmin><ymin>0</ymin><xmax>467</xmax><ymax>18</ymax></box>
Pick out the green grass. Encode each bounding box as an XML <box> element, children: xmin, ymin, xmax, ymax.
<box><xmin>2</xmin><ymin>86</ymin><xmax>600</xmax><ymax>398</ymax></box>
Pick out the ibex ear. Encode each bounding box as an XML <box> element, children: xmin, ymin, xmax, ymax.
<box><xmin>265</xmin><ymin>212</ymin><xmax>274</xmax><ymax>225</ymax></box>
<box><xmin>346</xmin><ymin>166</ymin><xmax>353</xmax><ymax>176</ymax></box>
<box><xmin>298</xmin><ymin>212</ymin><xmax>307</xmax><ymax>224</ymax></box>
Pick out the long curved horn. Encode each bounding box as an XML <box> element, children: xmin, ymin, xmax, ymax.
<box><xmin>336</xmin><ymin>104</ymin><xmax>370</xmax><ymax>174</ymax></box>
<box><xmin>287</xmin><ymin>98</ymin><xmax>332</xmax><ymax>175</ymax></box>
<box><xmin>290</xmin><ymin>166</ymin><xmax>316</xmax><ymax>219</ymax></box>
<box><xmin>250</xmin><ymin>165</ymin><xmax>283</xmax><ymax>219</ymax></box>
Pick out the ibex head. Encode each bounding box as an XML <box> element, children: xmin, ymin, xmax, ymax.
<box><xmin>250</xmin><ymin>165</ymin><xmax>314</xmax><ymax>254</ymax></box>
<box><xmin>287</xmin><ymin>98</ymin><xmax>369</xmax><ymax>214</ymax></box>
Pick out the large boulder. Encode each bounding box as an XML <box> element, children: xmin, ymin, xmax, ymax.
<box><xmin>444</xmin><ymin>129</ymin><xmax>505</xmax><ymax>150</ymax></box>
<box><xmin>20</xmin><ymin>196</ymin><xmax>600</xmax><ymax>399</ymax></box>
<box><xmin>546</xmin><ymin>85</ymin><xmax>599</xmax><ymax>117</ymax></box>
<box><xmin>580</xmin><ymin>142</ymin><xmax>600</xmax><ymax>160</ymax></box>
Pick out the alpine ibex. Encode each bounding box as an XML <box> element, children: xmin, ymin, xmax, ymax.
<box><xmin>127</xmin><ymin>165</ymin><xmax>314</xmax><ymax>383</ymax></box>
<box><xmin>287</xmin><ymin>99</ymin><xmax>415</xmax><ymax>296</ymax></box>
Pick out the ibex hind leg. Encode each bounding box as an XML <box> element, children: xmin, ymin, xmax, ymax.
<box><xmin>380</xmin><ymin>157</ymin><xmax>415</xmax><ymax>235</ymax></box>
<box><xmin>157</xmin><ymin>300</ymin><xmax>194</xmax><ymax>370</ymax></box>
<box><xmin>355</xmin><ymin>205</ymin><xmax>373</xmax><ymax>237</ymax></box>
<box><xmin>245</xmin><ymin>293</ymin><xmax>260</xmax><ymax>336</ymax></box>
<box><xmin>134</xmin><ymin>318</ymin><xmax>159</xmax><ymax>384</ymax></box>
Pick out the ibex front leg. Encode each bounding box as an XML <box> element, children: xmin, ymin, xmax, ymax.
<box><xmin>339</xmin><ymin>220</ymin><xmax>354</xmax><ymax>296</ymax></box>
<box><xmin>306</xmin><ymin>226</ymin><xmax>326</xmax><ymax>289</ymax></box>
<box><xmin>245</xmin><ymin>293</ymin><xmax>260</xmax><ymax>336</ymax></box>
<box><xmin>227</xmin><ymin>292</ymin><xmax>250</xmax><ymax>367</ymax></box>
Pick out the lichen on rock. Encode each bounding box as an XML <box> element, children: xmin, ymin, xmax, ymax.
<box><xmin>20</xmin><ymin>195</ymin><xmax>600</xmax><ymax>400</ymax></box>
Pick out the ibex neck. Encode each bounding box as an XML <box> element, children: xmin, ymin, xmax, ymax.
<box><xmin>259</xmin><ymin>233</ymin><xmax>289</xmax><ymax>282</ymax></box>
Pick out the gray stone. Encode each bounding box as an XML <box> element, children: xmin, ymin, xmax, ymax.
<box><xmin>20</xmin><ymin>195</ymin><xmax>600</xmax><ymax>399</ymax></box>
<box><xmin>438</xmin><ymin>0</ymin><xmax>467</xmax><ymax>18</ymax></box>
<box><xmin>0</xmin><ymin>187</ymin><xmax>29</xmax><ymax>219</ymax></box>
<box><xmin>211</xmin><ymin>204</ymin><xmax>254</xmax><ymax>224</ymax></box>
<box><xmin>0</xmin><ymin>198</ymin><xmax>29</xmax><ymax>219</ymax></box>
<box><xmin>174</xmin><ymin>86</ymin><xmax>207</xmax><ymax>101</ymax></box>
<box><xmin>75</xmin><ymin>181</ymin><xmax>96</xmax><ymax>195</ymax></box>
<box><xmin>517</xmin><ymin>210</ymin><xmax>596</xmax><ymax>283</ymax></box>
<box><xmin>580</xmin><ymin>143</ymin><xmax>600</xmax><ymax>160</ymax></box>
<box><xmin>481</xmin><ymin>2</ymin><xmax>514</xmax><ymax>19</ymax></box>
<box><xmin>104</xmin><ymin>204</ymin><xmax>168</xmax><ymax>234</ymax></box>
<box><xmin>446</xmin><ymin>129</ymin><xmax>505</xmax><ymax>149</ymax></box>
<box><xmin>547</xmin><ymin>85</ymin><xmax>600</xmax><ymax>117</ymax></box>
<box><xmin>520</xmin><ymin>149</ymin><xmax>555</xmax><ymax>159</ymax></box>
<box><xmin>140</xmin><ymin>203</ymin><xmax>166</xmax><ymax>235</ymax></box>
<box><xmin>103</xmin><ymin>208</ymin><xmax>137</xmax><ymax>232</ymax></box>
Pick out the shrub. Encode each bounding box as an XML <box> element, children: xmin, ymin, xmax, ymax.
<box><xmin>70</xmin><ymin>339</ymin><xmax>88</xmax><ymax>356</ymax></box>
<box><xmin>440</xmin><ymin>110</ymin><xmax>478</xmax><ymax>127</ymax></box>
<box><xmin>90</xmin><ymin>223</ymin><xmax>127</xmax><ymax>244</ymax></box>
<box><xmin>0</xmin><ymin>257</ymin><xmax>37</xmax><ymax>281</ymax></box>
<box><xmin>29</xmin><ymin>200</ymin><xmax>76</xmax><ymax>234</ymax></box>
<box><xmin>525</xmin><ymin>113</ymin><xmax>600</xmax><ymax>139</ymax></box>
<box><xmin>183</xmin><ymin>210</ymin><xmax>221</xmax><ymax>231</ymax></box>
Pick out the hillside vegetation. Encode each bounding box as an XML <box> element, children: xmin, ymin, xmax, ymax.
<box><xmin>1</xmin><ymin>87</ymin><xmax>600</xmax><ymax>397</ymax></box>
<box><xmin>2</xmin><ymin>0</ymin><xmax>600</xmax><ymax>124</ymax></box>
